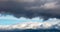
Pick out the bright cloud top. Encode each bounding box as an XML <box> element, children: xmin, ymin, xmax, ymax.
<box><xmin>0</xmin><ymin>18</ymin><xmax>60</xmax><ymax>30</ymax></box>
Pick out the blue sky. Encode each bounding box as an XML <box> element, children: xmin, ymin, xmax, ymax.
<box><xmin>0</xmin><ymin>15</ymin><xmax>43</xmax><ymax>25</ymax></box>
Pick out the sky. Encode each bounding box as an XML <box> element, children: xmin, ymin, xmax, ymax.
<box><xmin>0</xmin><ymin>14</ymin><xmax>60</xmax><ymax>26</ymax></box>
<box><xmin>0</xmin><ymin>0</ymin><xmax>60</xmax><ymax>30</ymax></box>
<box><xmin>0</xmin><ymin>15</ymin><xmax>43</xmax><ymax>25</ymax></box>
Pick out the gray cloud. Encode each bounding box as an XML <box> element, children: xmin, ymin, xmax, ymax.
<box><xmin>0</xmin><ymin>0</ymin><xmax>60</xmax><ymax>20</ymax></box>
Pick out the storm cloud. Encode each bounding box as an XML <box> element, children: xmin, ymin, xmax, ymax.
<box><xmin>0</xmin><ymin>0</ymin><xmax>60</xmax><ymax>20</ymax></box>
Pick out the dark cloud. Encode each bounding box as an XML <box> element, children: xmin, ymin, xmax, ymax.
<box><xmin>0</xmin><ymin>0</ymin><xmax>60</xmax><ymax>20</ymax></box>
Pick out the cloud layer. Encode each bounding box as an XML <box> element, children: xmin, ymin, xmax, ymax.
<box><xmin>0</xmin><ymin>18</ymin><xmax>60</xmax><ymax>30</ymax></box>
<box><xmin>0</xmin><ymin>0</ymin><xmax>60</xmax><ymax>20</ymax></box>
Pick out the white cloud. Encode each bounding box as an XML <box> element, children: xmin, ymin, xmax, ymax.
<box><xmin>0</xmin><ymin>18</ymin><xmax>60</xmax><ymax>30</ymax></box>
<box><xmin>40</xmin><ymin>2</ymin><xmax>58</xmax><ymax>9</ymax></box>
<box><xmin>25</xmin><ymin>2</ymin><xmax>58</xmax><ymax>10</ymax></box>
<box><xmin>0</xmin><ymin>15</ymin><xmax>18</xmax><ymax>20</ymax></box>
<box><xmin>24</xmin><ymin>0</ymin><xmax>59</xmax><ymax>10</ymax></box>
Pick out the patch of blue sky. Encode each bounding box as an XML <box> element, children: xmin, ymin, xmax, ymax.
<box><xmin>0</xmin><ymin>15</ymin><xmax>43</xmax><ymax>25</ymax></box>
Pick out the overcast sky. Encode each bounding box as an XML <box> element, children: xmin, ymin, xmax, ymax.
<box><xmin>0</xmin><ymin>0</ymin><xmax>60</xmax><ymax>25</ymax></box>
